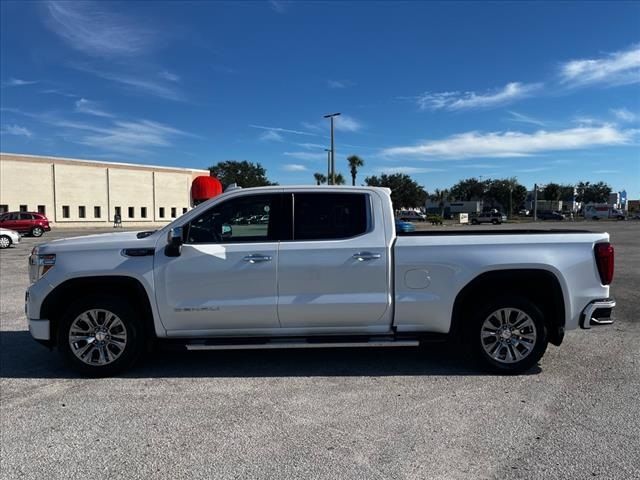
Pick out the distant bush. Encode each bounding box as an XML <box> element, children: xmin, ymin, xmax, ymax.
<box><xmin>427</xmin><ymin>215</ymin><xmax>443</xmax><ymax>225</ymax></box>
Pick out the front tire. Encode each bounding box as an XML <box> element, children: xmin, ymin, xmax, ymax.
<box><xmin>0</xmin><ymin>235</ymin><xmax>12</xmax><ymax>249</ymax></box>
<box><xmin>471</xmin><ymin>296</ymin><xmax>548</xmax><ymax>374</ymax></box>
<box><xmin>31</xmin><ymin>226</ymin><xmax>44</xmax><ymax>237</ymax></box>
<box><xmin>57</xmin><ymin>296</ymin><xmax>143</xmax><ymax>376</ymax></box>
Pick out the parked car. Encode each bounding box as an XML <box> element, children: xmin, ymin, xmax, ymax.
<box><xmin>470</xmin><ymin>212</ymin><xmax>507</xmax><ymax>225</ymax></box>
<box><xmin>395</xmin><ymin>219</ymin><xmax>416</xmax><ymax>233</ymax></box>
<box><xmin>0</xmin><ymin>227</ymin><xmax>21</xmax><ymax>249</ymax></box>
<box><xmin>26</xmin><ymin>186</ymin><xmax>615</xmax><ymax>376</ymax></box>
<box><xmin>398</xmin><ymin>210</ymin><xmax>426</xmax><ymax>222</ymax></box>
<box><xmin>537</xmin><ymin>211</ymin><xmax>565</xmax><ymax>221</ymax></box>
<box><xmin>518</xmin><ymin>209</ymin><xmax>530</xmax><ymax>216</ymax></box>
<box><xmin>0</xmin><ymin>212</ymin><xmax>51</xmax><ymax>237</ymax></box>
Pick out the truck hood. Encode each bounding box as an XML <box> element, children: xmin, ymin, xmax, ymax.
<box><xmin>37</xmin><ymin>230</ymin><xmax>161</xmax><ymax>253</ymax></box>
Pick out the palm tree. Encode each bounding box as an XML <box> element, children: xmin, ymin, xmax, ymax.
<box><xmin>434</xmin><ymin>188</ymin><xmax>450</xmax><ymax>217</ymax></box>
<box><xmin>347</xmin><ymin>155</ymin><xmax>364</xmax><ymax>186</ymax></box>
<box><xmin>334</xmin><ymin>173</ymin><xmax>346</xmax><ymax>185</ymax></box>
<box><xmin>313</xmin><ymin>172</ymin><xmax>327</xmax><ymax>185</ymax></box>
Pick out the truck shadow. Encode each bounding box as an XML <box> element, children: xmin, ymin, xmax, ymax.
<box><xmin>0</xmin><ymin>330</ymin><xmax>541</xmax><ymax>379</ymax></box>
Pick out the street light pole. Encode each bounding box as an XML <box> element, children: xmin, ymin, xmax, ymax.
<box><xmin>324</xmin><ymin>148</ymin><xmax>331</xmax><ymax>185</ymax></box>
<box><xmin>324</xmin><ymin>112</ymin><xmax>341</xmax><ymax>185</ymax></box>
<box><xmin>533</xmin><ymin>183</ymin><xmax>538</xmax><ymax>222</ymax></box>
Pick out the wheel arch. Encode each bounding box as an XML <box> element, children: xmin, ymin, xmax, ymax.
<box><xmin>41</xmin><ymin>276</ymin><xmax>156</xmax><ymax>346</ymax></box>
<box><xmin>450</xmin><ymin>268</ymin><xmax>566</xmax><ymax>346</ymax></box>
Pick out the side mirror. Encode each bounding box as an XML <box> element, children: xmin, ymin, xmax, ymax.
<box><xmin>165</xmin><ymin>226</ymin><xmax>184</xmax><ymax>257</ymax></box>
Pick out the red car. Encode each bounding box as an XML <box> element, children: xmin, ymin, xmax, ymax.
<box><xmin>0</xmin><ymin>212</ymin><xmax>51</xmax><ymax>237</ymax></box>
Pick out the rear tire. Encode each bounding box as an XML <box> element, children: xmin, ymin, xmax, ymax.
<box><xmin>0</xmin><ymin>235</ymin><xmax>11</xmax><ymax>249</ymax></box>
<box><xmin>57</xmin><ymin>296</ymin><xmax>143</xmax><ymax>377</ymax></box>
<box><xmin>471</xmin><ymin>219</ymin><xmax>479</xmax><ymax>225</ymax></box>
<box><xmin>469</xmin><ymin>295</ymin><xmax>548</xmax><ymax>374</ymax></box>
<box><xmin>31</xmin><ymin>226</ymin><xmax>44</xmax><ymax>237</ymax></box>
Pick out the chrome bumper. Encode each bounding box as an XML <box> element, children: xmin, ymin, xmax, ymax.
<box><xmin>580</xmin><ymin>299</ymin><xmax>616</xmax><ymax>329</ymax></box>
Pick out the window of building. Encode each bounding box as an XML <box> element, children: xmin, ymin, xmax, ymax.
<box><xmin>141</xmin><ymin>207</ymin><xmax>147</xmax><ymax>218</ymax></box>
<box><xmin>94</xmin><ymin>206</ymin><xmax>101</xmax><ymax>218</ymax></box>
<box><xmin>62</xmin><ymin>206</ymin><xmax>70</xmax><ymax>218</ymax></box>
<box><xmin>293</xmin><ymin>193</ymin><xmax>368</xmax><ymax>241</ymax></box>
<box><xmin>19</xmin><ymin>204</ymin><xmax>28</xmax><ymax>212</ymax></box>
<box><xmin>115</xmin><ymin>206</ymin><xmax>122</xmax><ymax>217</ymax></box>
<box><xmin>78</xmin><ymin>206</ymin><xmax>86</xmax><ymax>218</ymax></box>
<box><xmin>37</xmin><ymin>205</ymin><xmax>46</xmax><ymax>215</ymax></box>
<box><xmin>128</xmin><ymin>207</ymin><xmax>134</xmax><ymax>218</ymax></box>
<box><xmin>159</xmin><ymin>207</ymin><xmax>165</xmax><ymax>218</ymax></box>
<box><xmin>183</xmin><ymin>207</ymin><xmax>188</xmax><ymax>214</ymax></box>
<box><xmin>186</xmin><ymin>194</ymin><xmax>275</xmax><ymax>244</ymax></box>
<box><xmin>171</xmin><ymin>207</ymin><xmax>177</xmax><ymax>218</ymax></box>
<box><xmin>0</xmin><ymin>205</ymin><xmax>8</xmax><ymax>214</ymax></box>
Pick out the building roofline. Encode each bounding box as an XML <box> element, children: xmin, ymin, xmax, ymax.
<box><xmin>0</xmin><ymin>152</ymin><xmax>209</xmax><ymax>174</ymax></box>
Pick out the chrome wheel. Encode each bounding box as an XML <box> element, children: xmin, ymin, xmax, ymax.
<box><xmin>481</xmin><ymin>307</ymin><xmax>537</xmax><ymax>364</ymax></box>
<box><xmin>0</xmin><ymin>236</ymin><xmax>10</xmax><ymax>249</ymax></box>
<box><xmin>32</xmin><ymin>227</ymin><xmax>43</xmax><ymax>237</ymax></box>
<box><xmin>69</xmin><ymin>309</ymin><xmax>128</xmax><ymax>366</ymax></box>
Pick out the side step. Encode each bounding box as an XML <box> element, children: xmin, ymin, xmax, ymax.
<box><xmin>185</xmin><ymin>338</ymin><xmax>420</xmax><ymax>351</ymax></box>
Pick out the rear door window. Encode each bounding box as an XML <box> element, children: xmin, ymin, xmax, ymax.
<box><xmin>293</xmin><ymin>193</ymin><xmax>369</xmax><ymax>240</ymax></box>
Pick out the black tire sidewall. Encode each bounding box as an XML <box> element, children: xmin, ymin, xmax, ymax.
<box><xmin>471</xmin><ymin>296</ymin><xmax>548</xmax><ymax>374</ymax></box>
<box><xmin>57</xmin><ymin>296</ymin><xmax>142</xmax><ymax>376</ymax></box>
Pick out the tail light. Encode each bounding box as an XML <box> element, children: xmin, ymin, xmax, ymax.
<box><xmin>594</xmin><ymin>242</ymin><xmax>614</xmax><ymax>285</ymax></box>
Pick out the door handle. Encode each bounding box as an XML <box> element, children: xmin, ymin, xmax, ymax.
<box><xmin>243</xmin><ymin>254</ymin><xmax>272</xmax><ymax>264</ymax></box>
<box><xmin>352</xmin><ymin>252</ymin><xmax>381</xmax><ymax>261</ymax></box>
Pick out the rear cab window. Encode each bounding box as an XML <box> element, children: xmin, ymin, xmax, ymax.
<box><xmin>292</xmin><ymin>192</ymin><xmax>369</xmax><ymax>241</ymax></box>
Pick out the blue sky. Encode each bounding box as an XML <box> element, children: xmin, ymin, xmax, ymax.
<box><xmin>1</xmin><ymin>1</ymin><xmax>639</xmax><ymax>196</ymax></box>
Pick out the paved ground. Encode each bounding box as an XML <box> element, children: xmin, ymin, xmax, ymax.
<box><xmin>1</xmin><ymin>222</ymin><xmax>639</xmax><ymax>479</ymax></box>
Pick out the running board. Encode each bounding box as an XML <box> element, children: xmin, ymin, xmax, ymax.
<box><xmin>185</xmin><ymin>339</ymin><xmax>419</xmax><ymax>351</ymax></box>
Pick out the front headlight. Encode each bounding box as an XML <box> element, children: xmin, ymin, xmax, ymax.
<box><xmin>29</xmin><ymin>248</ymin><xmax>56</xmax><ymax>283</ymax></box>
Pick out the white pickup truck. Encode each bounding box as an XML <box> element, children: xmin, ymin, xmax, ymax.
<box><xmin>26</xmin><ymin>186</ymin><xmax>616</xmax><ymax>376</ymax></box>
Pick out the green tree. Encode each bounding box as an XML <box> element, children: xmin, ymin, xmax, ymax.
<box><xmin>313</xmin><ymin>172</ymin><xmax>327</xmax><ymax>185</ymax></box>
<box><xmin>543</xmin><ymin>183</ymin><xmax>562</xmax><ymax>201</ymax></box>
<box><xmin>450</xmin><ymin>178</ymin><xmax>488</xmax><ymax>201</ymax></box>
<box><xmin>485</xmin><ymin>178</ymin><xmax>526</xmax><ymax>215</ymax></box>
<box><xmin>365</xmin><ymin>173</ymin><xmax>427</xmax><ymax>209</ymax></box>
<box><xmin>334</xmin><ymin>173</ymin><xmax>346</xmax><ymax>185</ymax></box>
<box><xmin>347</xmin><ymin>155</ymin><xmax>364</xmax><ymax>186</ymax></box>
<box><xmin>432</xmin><ymin>188</ymin><xmax>450</xmax><ymax>217</ymax></box>
<box><xmin>576</xmin><ymin>181</ymin><xmax>611</xmax><ymax>203</ymax></box>
<box><xmin>209</xmin><ymin>161</ymin><xmax>276</xmax><ymax>188</ymax></box>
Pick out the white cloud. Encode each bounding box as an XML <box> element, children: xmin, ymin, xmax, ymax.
<box><xmin>249</xmin><ymin>124</ymin><xmax>317</xmax><ymax>137</ymax></box>
<box><xmin>516</xmin><ymin>167</ymin><xmax>550</xmax><ymax>173</ymax></box>
<box><xmin>560</xmin><ymin>44</ymin><xmax>640</xmax><ymax>87</ymax></box>
<box><xmin>507</xmin><ymin>111</ymin><xmax>547</xmax><ymax>127</ymax></box>
<box><xmin>611</xmin><ymin>108</ymin><xmax>637</xmax><ymax>122</ymax></box>
<box><xmin>416</xmin><ymin>82</ymin><xmax>541</xmax><ymax>111</ymax></box>
<box><xmin>0</xmin><ymin>124</ymin><xmax>33</xmax><ymax>137</ymax></box>
<box><xmin>2</xmin><ymin>78</ymin><xmax>38</xmax><ymax>87</ymax></box>
<box><xmin>159</xmin><ymin>70</ymin><xmax>180</xmax><ymax>82</ymax></box>
<box><xmin>282</xmin><ymin>164</ymin><xmax>307</xmax><ymax>172</ymax></box>
<box><xmin>269</xmin><ymin>0</ymin><xmax>289</xmax><ymax>13</ymax></box>
<box><xmin>284</xmin><ymin>151</ymin><xmax>326</xmax><ymax>161</ymax></box>
<box><xmin>454</xmin><ymin>163</ymin><xmax>499</xmax><ymax>169</ymax></box>
<box><xmin>327</xmin><ymin>79</ymin><xmax>354</xmax><ymax>89</ymax></box>
<box><xmin>381</xmin><ymin>125</ymin><xmax>635</xmax><ymax>159</ymax></box>
<box><xmin>259</xmin><ymin>130</ymin><xmax>283</xmax><ymax>142</ymax></box>
<box><xmin>334</xmin><ymin>114</ymin><xmax>363</xmax><ymax>132</ymax></box>
<box><xmin>73</xmin><ymin>65</ymin><xmax>184</xmax><ymax>101</ymax></box>
<box><xmin>75</xmin><ymin>98</ymin><xmax>113</xmax><ymax>118</ymax></box>
<box><xmin>593</xmin><ymin>169</ymin><xmax>621</xmax><ymax>174</ymax></box>
<box><xmin>377</xmin><ymin>166</ymin><xmax>446</xmax><ymax>174</ymax></box>
<box><xmin>73</xmin><ymin>119</ymin><xmax>193</xmax><ymax>155</ymax></box>
<box><xmin>296</xmin><ymin>142</ymin><xmax>326</xmax><ymax>149</ymax></box>
<box><xmin>44</xmin><ymin>1</ymin><xmax>156</xmax><ymax>57</ymax></box>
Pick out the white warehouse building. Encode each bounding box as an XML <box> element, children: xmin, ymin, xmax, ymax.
<box><xmin>0</xmin><ymin>152</ymin><xmax>209</xmax><ymax>227</ymax></box>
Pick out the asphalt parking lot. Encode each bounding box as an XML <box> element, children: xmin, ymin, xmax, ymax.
<box><xmin>1</xmin><ymin>222</ymin><xmax>639</xmax><ymax>479</ymax></box>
